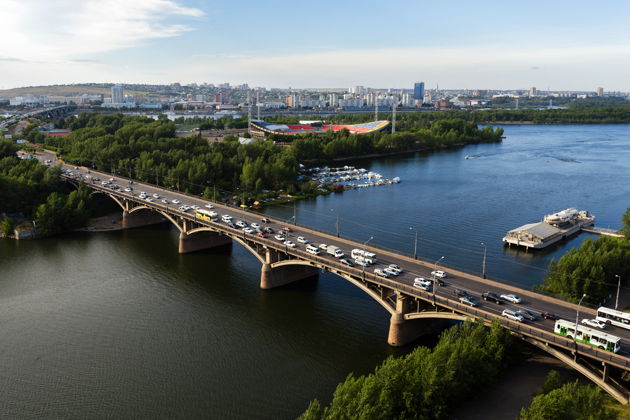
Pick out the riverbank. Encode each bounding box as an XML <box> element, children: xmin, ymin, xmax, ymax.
<box><xmin>77</xmin><ymin>213</ymin><xmax>124</xmax><ymax>232</ymax></box>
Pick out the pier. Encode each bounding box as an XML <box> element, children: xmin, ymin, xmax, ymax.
<box><xmin>581</xmin><ymin>226</ymin><xmax>624</xmax><ymax>238</ymax></box>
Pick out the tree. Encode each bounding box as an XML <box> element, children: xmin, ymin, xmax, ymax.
<box><xmin>1</xmin><ymin>218</ymin><xmax>13</xmax><ymax>236</ymax></box>
<box><xmin>620</xmin><ymin>207</ymin><xmax>630</xmax><ymax>240</ymax></box>
<box><xmin>518</xmin><ymin>381</ymin><xmax>617</xmax><ymax>420</ymax></box>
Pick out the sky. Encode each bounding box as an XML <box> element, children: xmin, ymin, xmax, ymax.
<box><xmin>1</xmin><ymin>0</ymin><xmax>630</xmax><ymax>91</ymax></box>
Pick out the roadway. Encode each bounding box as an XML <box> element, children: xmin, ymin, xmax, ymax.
<box><xmin>42</xmin><ymin>152</ymin><xmax>630</xmax><ymax>364</ymax></box>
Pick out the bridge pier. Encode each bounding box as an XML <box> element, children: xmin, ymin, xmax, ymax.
<box><xmin>260</xmin><ymin>263</ymin><xmax>319</xmax><ymax>289</ymax></box>
<box><xmin>178</xmin><ymin>230</ymin><xmax>232</xmax><ymax>254</ymax></box>
<box><xmin>122</xmin><ymin>210</ymin><xmax>167</xmax><ymax>229</ymax></box>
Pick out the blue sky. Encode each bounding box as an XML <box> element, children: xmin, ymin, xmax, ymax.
<box><xmin>2</xmin><ymin>0</ymin><xmax>630</xmax><ymax>90</ymax></box>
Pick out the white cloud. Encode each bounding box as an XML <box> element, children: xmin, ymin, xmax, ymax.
<box><xmin>0</xmin><ymin>0</ymin><xmax>203</xmax><ymax>61</ymax></box>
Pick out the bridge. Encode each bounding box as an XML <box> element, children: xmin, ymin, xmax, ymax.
<box><xmin>53</xmin><ymin>157</ymin><xmax>630</xmax><ymax>403</ymax></box>
<box><xmin>0</xmin><ymin>105</ymin><xmax>76</xmax><ymax>130</ymax></box>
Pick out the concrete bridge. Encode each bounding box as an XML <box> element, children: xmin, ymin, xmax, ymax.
<box><xmin>0</xmin><ymin>105</ymin><xmax>76</xmax><ymax>130</ymax></box>
<box><xmin>60</xmin><ymin>165</ymin><xmax>630</xmax><ymax>403</ymax></box>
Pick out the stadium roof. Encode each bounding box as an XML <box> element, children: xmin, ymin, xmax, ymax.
<box><xmin>250</xmin><ymin>120</ymin><xmax>390</xmax><ymax>136</ymax></box>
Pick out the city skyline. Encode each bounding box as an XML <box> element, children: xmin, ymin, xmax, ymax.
<box><xmin>1</xmin><ymin>0</ymin><xmax>630</xmax><ymax>91</ymax></box>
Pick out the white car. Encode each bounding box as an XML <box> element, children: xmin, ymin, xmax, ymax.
<box><xmin>383</xmin><ymin>267</ymin><xmax>400</xmax><ymax>277</ymax></box>
<box><xmin>152</xmin><ymin>193</ymin><xmax>160</xmax><ymax>199</ymax></box>
<box><xmin>251</xmin><ymin>222</ymin><xmax>261</xmax><ymax>229</ymax></box>
<box><xmin>145</xmin><ymin>197</ymin><xmax>154</xmax><ymax>202</ymax></box>
<box><xmin>179</xmin><ymin>205</ymin><xmax>189</xmax><ymax>211</ymax></box>
<box><xmin>285</xmin><ymin>240</ymin><xmax>296</xmax><ymax>248</ymax></box>
<box><xmin>274</xmin><ymin>234</ymin><xmax>285</xmax><ymax>242</ymax></box>
<box><xmin>242</xmin><ymin>227</ymin><xmax>254</xmax><ymax>234</ymax></box>
<box><xmin>306</xmin><ymin>245</ymin><xmax>320</xmax><ymax>255</ymax></box>
<box><xmin>191</xmin><ymin>205</ymin><xmax>199</xmax><ymax>210</ymax></box>
<box><xmin>582</xmin><ymin>318</ymin><xmax>606</xmax><ymax>329</ymax></box>
<box><xmin>413</xmin><ymin>278</ymin><xmax>431</xmax><ymax>291</ymax></box>
<box><xmin>205</xmin><ymin>204</ymin><xmax>214</xmax><ymax>208</ymax></box>
<box><xmin>161</xmin><ymin>199</ymin><xmax>168</xmax><ymax>204</ymax></box>
<box><xmin>236</xmin><ymin>221</ymin><xmax>248</xmax><ymax>228</ymax></box>
<box><xmin>171</xmin><ymin>199</ymin><xmax>181</xmax><ymax>204</ymax></box>
<box><xmin>500</xmin><ymin>294</ymin><xmax>522</xmax><ymax>304</ymax></box>
<box><xmin>431</xmin><ymin>270</ymin><xmax>447</xmax><ymax>278</ymax></box>
<box><xmin>374</xmin><ymin>268</ymin><xmax>389</xmax><ymax>278</ymax></box>
<box><xmin>319</xmin><ymin>243</ymin><xmax>328</xmax><ymax>250</ymax></box>
<box><xmin>124</xmin><ymin>187</ymin><xmax>132</xmax><ymax>193</ymax></box>
<box><xmin>502</xmin><ymin>309</ymin><xmax>525</xmax><ymax>322</ymax></box>
<box><xmin>354</xmin><ymin>259</ymin><xmax>369</xmax><ymax>267</ymax></box>
<box><xmin>296</xmin><ymin>236</ymin><xmax>309</xmax><ymax>244</ymax></box>
<box><xmin>388</xmin><ymin>264</ymin><xmax>402</xmax><ymax>274</ymax></box>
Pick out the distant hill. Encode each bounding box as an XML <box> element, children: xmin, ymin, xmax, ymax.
<box><xmin>0</xmin><ymin>84</ymin><xmax>150</xmax><ymax>97</ymax></box>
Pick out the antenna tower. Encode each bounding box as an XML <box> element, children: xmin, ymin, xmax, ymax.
<box><xmin>256</xmin><ymin>90</ymin><xmax>261</xmax><ymax>120</ymax></box>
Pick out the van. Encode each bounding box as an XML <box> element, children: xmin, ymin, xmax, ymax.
<box><xmin>306</xmin><ymin>245</ymin><xmax>320</xmax><ymax>255</ymax></box>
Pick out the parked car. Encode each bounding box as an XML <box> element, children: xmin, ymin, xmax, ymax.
<box><xmin>482</xmin><ymin>292</ymin><xmax>503</xmax><ymax>304</ymax></box>
<box><xmin>431</xmin><ymin>270</ymin><xmax>447</xmax><ymax>278</ymax></box>
<box><xmin>502</xmin><ymin>309</ymin><xmax>525</xmax><ymax>322</ymax></box>
<box><xmin>582</xmin><ymin>318</ymin><xmax>606</xmax><ymax>329</ymax></box>
<box><xmin>540</xmin><ymin>312</ymin><xmax>560</xmax><ymax>321</ymax></box>
<box><xmin>500</xmin><ymin>294</ymin><xmax>522</xmax><ymax>304</ymax></box>
<box><xmin>517</xmin><ymin>309</ymin><xmax>538</xmax><ymax>321</ymax></box>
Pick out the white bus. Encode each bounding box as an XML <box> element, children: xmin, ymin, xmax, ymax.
<box><xmin>596</xmin><ymin>306</ymin><xmax>630</xmax><ymax>330</ymax></box>
<box><xmin>554</xmin><ymin>319</ymin><xmax>621</xmax><ymax>353</ymax></box>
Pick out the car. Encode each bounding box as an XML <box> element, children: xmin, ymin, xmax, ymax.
<box><xmin>540</xmin><ymin>312</ymin><xmax>560</xmax><ymax>321</ymax></box>
<box><xmin>339</xmin><ymin>258</ymin><xmax>353</xmax><ymax>267</ymax></box>
<box><xmin>453</xmin><ymin>288</ymin><xmax>471</xmax><ymax>298</ymax></box>
<box><xmin>285</xmin><ymin>240</ymin><xmax>296</xmax><ymax>248</ymax></box>
<box><xmin>431</xmin><ymin>270</ymin><xmax>447</xmax><ymax>278</ymax></box>
<box><xmin>282</xmin><ymin>227</ymin><xmax>292</xmax><ymax>232</ymax></box>
<box><xmin>264</xmin><ymin>227</ymin><xmax>274</xmax><ymax>234</ymax></box>
<box><xmin>482</xmin><ymin>292</ymin><xmax>503</xmax><ymax>304</ymax></box>
<box><xmin>161</xmin><ymin>199</ymin><xmax>168</xmax><ymax>204</ymax></box>
<box><xmin>388</xmin><ymin>264</ymin><xmax>403</xmax><ymax>274</ymax></box>
<box><xmin>297</xmin><ymin>236</ymin><xmax>309</xmax><ymax>244</ymax></box>
<box><xmin>500</xmin><ymin>294</ymin><xmax>522</xmax><ymax>304</ymax></box>
<box><xmin>108</xmin><ymin>178</ymin><xmax>114</xmax><ymax>182</ymax></box>
<box><xmin>242</xmin><ymin>227</ymin><xmax>254</xmax><ymax>234</ymax></box>
<box><xmin>251</xmin><ymin>222</ymin><xmax>261</xmax><ymax>229</ymax></box>
<box><xmin>205</xmin><ymin>204</ymin><xmax>214</xmax><ymax>208</ymax></box>
<box><xmin>502</xmin><ymin>309</ymin><xmax>525</xmax><ymax>322</ymax></box>
<box><xmin>172</xmin><ymin>199</ymin><xmax>181</xmax><ymax>204</ymax></box>
<box><xmin>236</xmin><ymin>221</ymin><xmax>248</xmax><ymax>228</ymax></box>
<box><xmin>414</xmin><ymin>281</ymin><xmax>431</xmax><ymax>291</ymax></box>
<box><xmin>306</xmin><ymin>245</ymin><xmax>320</xmax><ymax>255</ymax></box>
<box><xmin>261</xmin><ymin>218</ymin><xmax>270</xmax><ymax>223</ymax></box>
<box><xmin>145</xmin><ymin>197</ymin><xmax>154</xmax><ymax>202</ymax></box>
<box><xmin>124</xmin><ymin>187</ymin><xmax>132</xmax><ymax>193</ymax></box>
<box><xmin>102</xmin><ymin>181</ymin><xmax>110</xmax><ymax>186</ymax></box>
<box><xmin>227</xmin><ymin>222</ymin><xmax>236</xmax><ymax>229</ymax></box>
<box><xmin>93</xmin><ymin>177</ymin><xmax>100</xmax><ymax>182</ymax></box>
<box><xmin>374</xmin><ymin>268</ymin><xmax>389</xmax><ymax>278</ymax></box>
<box><xmin>517</xmin><ymin>309</ymin><xmax>538</xmax><ymax>321</ymax></box>
<box><xmin>190</xmin><ymin>205</ymin><xmax>199</xmax><ymax>210</ymax></box>
<box><xmin>152</xmin><ymin>193</ymin><xmax>160</xmax><ymax>199</ymax></box>
<box><xmin>582</xmin><ymin>318</ymin><xmax>606</xmax><ymax>329</ymax></box>
<box><xmin>354</xmin><ymin>259</ymin><xmax>369</xmax><ymax>267</ymax></box>
<box><xmin>319</xmin><ymin>243</ymin><xmax>328</xmax><ymax>250</ymax></box>
<box><xmin>459</xmin><ymin>296</ymin><xmax>478</xmax><ymax>307</ymax></box>
<box><xmin>384</xmin><ymin>267</ymin><xmax>400</xmax><ymax>276</ymax></box>
<box><xmin>274</xmin><ymin>234</ymin><xmax>285</xmax><ymax>242</ymax></box>
<box><xmin>179</xmin><ymin>205</ymin><xmax>188</xmax><ymax>211</ymax></box>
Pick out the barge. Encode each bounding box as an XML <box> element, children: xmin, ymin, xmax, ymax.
<box><xmin>503</xmin><ymin>208</ymin><xmax>595</xmax><ymax>249</ymax></box>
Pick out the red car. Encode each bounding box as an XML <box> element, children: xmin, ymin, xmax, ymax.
<box><xmin>282</xmin><ymin>227</ymin><xmax>292</xmax><ymax>232</ymax></box>
<box><xmin>540</xmin><ymin>312</ymin><xmax>560</xmax><ymax>320</ymax></box>
<box><xmin>256</xmin><ymin>232</ymin><xmax>267</xmax><ymax>238</ymax></box>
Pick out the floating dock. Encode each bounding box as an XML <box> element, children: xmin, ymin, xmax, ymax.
<box><xmin>503</xmin><ymin>208</ymin><xmax>596</xmax><ymax>249</ymax></box>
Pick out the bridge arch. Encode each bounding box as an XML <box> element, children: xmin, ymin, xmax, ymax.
<box><xmin>271</xmin><ymin>259</ymin><xmax>319</xmax><ymax>269</ymax></box>
<box><xmin>230</xmin><ymin>236</ymin><xmax>265</xmax><ymax>264</ymax></box>
<box><xmin>338</xmin><ymin>273</ymin><xmax>396</xmax><ymax>316</ymax></box>
<box><xmin>405</xmin><ymin>311</ymin><xmax>470</xmax><ymax>322</ymax></box>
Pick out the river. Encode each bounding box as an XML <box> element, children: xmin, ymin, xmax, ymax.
<box><xmin>1</xmin><ymin>124</ymin><xmax>629</xmax><ymax>418</ymax></box>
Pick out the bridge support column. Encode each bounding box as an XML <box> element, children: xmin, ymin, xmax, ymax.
<box><xmin>178</xmin><ymin>230</ymin><xmax>232</xmax><ymax>254</ymax></box>
<box><xmin>122</xmin><ymin>210</ymin><xmax>167</xmax><ymax>229</ymax></box>
<box><xmin>260</xmin><ymin>263</ymin><xmax>319</xmax><ymax>289</ymax></box>
<box><xmin>388</xmin><ymin>293</ymin><xmax>446</xmax><ymax>347</ymax></box>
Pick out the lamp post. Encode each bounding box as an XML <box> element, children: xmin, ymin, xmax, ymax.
<box><xmin>410</xmin><ymin>227</ymin><xmax>418</xmax><ymax>259</ymax></box>
<box><xmin>361</xmin><ymin>236</ymin><xmax>373</xmax><ymax>277</ymax></box>
<box><xmin>575</xmin><ymin>293</ymin><xmax>587</xmax><ymax>345</ymax></box>
<box><xmin>331</xmin><ymin>209</ymin><xmax>339</xmax><ymax>237</ymax></box>
<box><xmin>481</xmin><ymin>242</ymin><xmax>487</xmax><ymax>279</ymax></box>
<box><xmin>615</xmin><ymin>275</ymin><xmax>621</xmax><ymax>310</ymax></box>
<box><xmin>432</xmin><ymin>256</ymin><xmax>445</xmax><ymax>299</ymax></box>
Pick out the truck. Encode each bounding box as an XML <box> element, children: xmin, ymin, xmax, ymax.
<box><xmin>326</xmin><ymin>245</ymin><xmax>345</xmax><ymax>258</ymax></box>
<box><xmin>351</xmin><ymin>248</ymin><xmax>377</xmax><ymax>264</ymax></box>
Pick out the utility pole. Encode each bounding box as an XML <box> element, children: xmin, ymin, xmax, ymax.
<box><xmin>481</xmin><ymin>242</ymin><xmax>487</xmax><ymax>279</ymax></box>
<box><xmin>293</xmin><ymin>202</ymin><xmax>297</xmax><ymax>225</ymax></box>
<box><xmin>336</xmin><ymin>215</ymin><xmax>339</xmax><ymax>237</ymax></box>
<box><xmin>213</xmin><ymin>184</ymin><xmax>216</xmax><ymax>202</ymax></box>
<box><xmin>414</xmin><ymin>230</ymin><xmax>418</xmax><ymax>259</ymax></box>
<box><xmin>615</xmin><ymin>275</ymin><xmax>622</xmax><ymax>310</ymax></box>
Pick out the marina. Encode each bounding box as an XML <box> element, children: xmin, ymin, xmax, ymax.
<box><xmin>302</xmin><ymin>165</ymin><xmax>401</xmax><ymax>189</ymax></box>
<box><xmin>503</xmin><ymin>208</ymin><xmax>596</xmax><ymax>249</ymax></box>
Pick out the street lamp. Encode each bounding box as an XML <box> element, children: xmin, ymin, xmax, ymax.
<box><xmin>481</xmin><ymin>242</ymin><xmax>487</xmax><ymax>279</ymax></box>
<box><xmin>615</xmin><ymin>275</ymin><xmax>621</xmax><ymax>310</ymax></box>
<box><xmin>410</xmin><ymin>227</ymin><xmax>419</xmax><ymax>259</ymax></box>
<box><xmin>361</xmin><ymin>236</ymin><xmax>373</xmax><ymax>278</ymax></box>
<box><xmin>575</xmin><ymin>293</ymin><xmax>587</xmax><ymax>344</ymax></box>
<box><xmin>432</xmin><ymin>256</ymin><xmax>445</xmax><ymax>299</ymax></box>
<box><xmin>331</xmin><ymin>209</ymin><xmax>340</xmax><ymax>238</ymax></box>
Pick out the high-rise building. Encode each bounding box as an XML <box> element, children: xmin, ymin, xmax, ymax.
<box><xmin>111</xmin><ymin>84</ymin><xmax>124</xmax><ymax>103</ymax></box>
<box><xmin>413</xmin><ymin>82</ymin><xmax>425</xmax><ymax>101</ymax></box>
<box><xmin>529</xmin><ymin>87</ymin><xmax>537</xmax><ymax>97</ymax></box>
<box><xmin>596</xmin><ymin>87</ymin><xmax>604</xmax><ymax>97</ymax></box>
<box><xmin>328</xmin><ymin>93</ymin><xmax>338</xmax><ymax>107</ymax></box>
